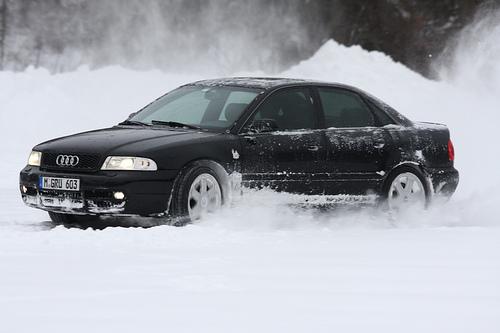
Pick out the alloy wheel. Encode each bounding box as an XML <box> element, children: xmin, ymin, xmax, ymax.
<box><xmin>388</xmin><ymin>172</ymin><xmax>426</xmax><ymax>210</ymax></box>
<box><xmin>187</xmin><ymin>173</ymin><xmax>222</xmax><ymax>220</ymax></box>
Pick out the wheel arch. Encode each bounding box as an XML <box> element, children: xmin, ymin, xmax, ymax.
<box><xmin>166</xmin><ymin>158</ymin><xmax>232</xmax><ymax>217</ymax></box>
<box><xmin>383</xmin><ymin>161</ymin><xmax>432</xmax><ymax>198</ymax></box>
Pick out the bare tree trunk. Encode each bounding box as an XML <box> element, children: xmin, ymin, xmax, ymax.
<box><xmin>0</xmin><ymin>0</ymin><xmax>6</xmax><ymax>70</ymax></box>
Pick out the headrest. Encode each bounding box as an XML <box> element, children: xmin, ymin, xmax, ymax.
<box><xmin>225</xmin><ymin>103</ymin><xmax>247</xmax><ymax>123</ymax></box>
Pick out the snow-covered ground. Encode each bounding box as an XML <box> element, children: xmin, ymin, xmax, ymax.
<box><xmin>1</xmin><ymin>15</ymin><xmax>500</xmax><ymax>333</ymax></box>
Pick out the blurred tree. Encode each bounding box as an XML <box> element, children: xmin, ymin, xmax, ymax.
<box><xmin>320</xmin><ymin>0</ymin><xmax>487</xmax><ymax>77</ymax></box>
<box><xmin>0</xmin><ymin>0</ymin><xmax>496</xmax><ymax>76</ymax></box>
<box><xmin>0</xmin><ymin>0</ymin><xmax>6</xmax><ymax>70</ymax></box>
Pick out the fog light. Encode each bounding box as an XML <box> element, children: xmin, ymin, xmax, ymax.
<box><xmin>21</xmin><ymin>185</ymin><xmax>28</xmax><ymax>193</ymax></box>
<box><xmin>113</xmin><ymin>191</ymin><xmax>125</xmax><ymax>200</ymax></box>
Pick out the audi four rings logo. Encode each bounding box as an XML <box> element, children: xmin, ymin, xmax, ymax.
<box><xmin>56</xmin><ymin>154</ymin><xmax>80</xmax><ymax>167</ymax></box>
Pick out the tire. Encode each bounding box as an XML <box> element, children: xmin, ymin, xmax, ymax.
<box><xmin>382</xmin><ymin>166</ymin><xmax>430</xmax><ymax>211</ymax></box>
<box><xmin>168</xmin><ymin>160</ymin><xmax>228</xmax><ymax>225</ymax></box>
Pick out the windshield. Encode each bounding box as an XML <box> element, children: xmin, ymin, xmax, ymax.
<box><xmin>130</xmin><ymin>85</ymin><xmax>262</xmax><ymax>130</ymax></box>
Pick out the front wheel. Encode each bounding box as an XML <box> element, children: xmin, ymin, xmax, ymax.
<box><xmin>384</xmin><ymin>167</ymin><xmax>429</xmax><ymax>211</ymax></box>
<box><xmin>169</xmin><ymin>160</ymin><xmax>227</xmax><ymax>224</ymax></box>
<box><xmin>187</xmin><ymin>173</ymin><xmax>222</xmax><ymax>220</ymax></box>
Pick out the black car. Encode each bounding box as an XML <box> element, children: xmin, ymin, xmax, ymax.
<box><xmin>20</xmin><ymin>77</ymin><xmax>459</xmax><ymax>224</ymax></box>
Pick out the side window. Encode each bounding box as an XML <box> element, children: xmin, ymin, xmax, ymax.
<box><xmin>247</xmin><ymin>88</ymin><xmax>316</xmax><ymax>132</ymax></box>
<box><xmin>318</xmin><ymin>88</ymin><xmax>375</xmax><ymax>128</ymax></box>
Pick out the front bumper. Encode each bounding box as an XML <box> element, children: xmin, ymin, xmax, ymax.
<box><xmin>425</xmin><ymin>166</ymin><xmax>459</xmax><ymax>197</ymax></box>
<box><xmin>19</xmin><ymin>166</ymin><xmax>178</xmax><ymax>216</ymax></box>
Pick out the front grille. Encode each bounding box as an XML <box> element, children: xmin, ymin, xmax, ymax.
<box><xmin>41</xmin><ymin>152</ymin><xmax>102</xmax><ymax>172</ymax></box>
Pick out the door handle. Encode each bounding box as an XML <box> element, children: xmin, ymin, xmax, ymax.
<box><xmin>373</xmin><ymin>131</ymin><xmax>385</xmax><ymax>149</ymax></box>
<box><xmin>307</xmin><ymin>145</ymin><xmax>320</xmax><ymax>152</ymax></box>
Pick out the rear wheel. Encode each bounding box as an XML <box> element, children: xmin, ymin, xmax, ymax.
<box><xmin>384</xmin><ymin>167</ymin><xmax>429</xmax><ymax>211</ymax></box>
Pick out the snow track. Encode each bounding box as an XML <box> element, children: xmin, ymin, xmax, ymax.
<box><xmin>2</xmin><ymin>189</ymin><xmax>500</xmax><ymax>333</ymax></box>
<box><xmin>1</xmin><ymin>14</ymin><xmax>500</xmax><ymax>332</ymax></box>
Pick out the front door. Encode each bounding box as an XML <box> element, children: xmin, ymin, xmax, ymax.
<box><xmin>239</xmin><ymin>87</ymin><xmax>327</xmax><ymax>194</ymax></box>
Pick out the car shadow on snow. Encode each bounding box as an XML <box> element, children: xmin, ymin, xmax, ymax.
<box><xmin>39</xmin><ymin>197</ymin><xmax>455</xmax><ymax>231</ymax></box>
<box><xmin>42</xmin><ymin>201</ymin><xmax>386</xmax><ymax>230</ymax></box>
<box><xmin>46</xmin><ymin>216</ymin><xmax>168</xmax><ymax>230</ymax></box>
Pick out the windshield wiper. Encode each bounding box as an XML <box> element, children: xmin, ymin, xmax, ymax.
<box><xmin>119</xmin><ymin>120</ymin><xmax>150</xmax><ymax>126</ymax></box>
<box><xmin>151</xmin><ymin>120</ymin><xmax>201</xmax><ymax>130</ymax></box>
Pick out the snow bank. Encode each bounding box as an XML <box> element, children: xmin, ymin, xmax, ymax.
<box><xmin>1</xmin><ymin>11</ymin><xmax>500</xmax><ymax>333</ymax></box>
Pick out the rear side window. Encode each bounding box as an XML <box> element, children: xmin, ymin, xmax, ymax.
<box><xmin>318</xmin><ymin>88</ymin><xmax>375</xmax><ymax>128</ymax></box>
<box><xmin>366</xmin><ymin>99</ymin><xmax>395</xmax><ymax>126</ymax></box>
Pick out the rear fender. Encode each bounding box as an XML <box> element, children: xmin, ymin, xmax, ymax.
<box><xmin>411</xmin><ymin>122</ymin><xmax>452</xmax><ymax>169</ymax></box>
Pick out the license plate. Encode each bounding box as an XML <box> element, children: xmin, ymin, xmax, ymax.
<box><xmin>39</xmin><ymin>177</ymin><xmax>80</xmax><ymax>191</ymax></box>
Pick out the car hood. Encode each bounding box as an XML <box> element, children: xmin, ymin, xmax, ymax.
<box><xmin>34</xmin><ymin>126</ymin><xmax>218</xmax><ymax>156</ymax></box>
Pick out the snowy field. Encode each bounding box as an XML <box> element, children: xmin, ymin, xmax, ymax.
<box><xmin>1</xmin><ymin>17</ymin><xmax>500</xmax><ymax>333</ymax></box>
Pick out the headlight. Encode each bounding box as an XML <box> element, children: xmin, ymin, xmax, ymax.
<box><xmin>101</xmin><ymin>156</ymin><xmax>157</xmax><ymax>171</ymax></box>
<box><xmin>28</xmin><ymin>151</ymin><xmax>42</xmax><ymax>166</ymax></box>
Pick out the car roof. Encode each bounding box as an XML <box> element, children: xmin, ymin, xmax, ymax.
<box><xmin>188</xmin><ymin>77</ymin><xmax>357</xmax><ymax>91</ymax></box>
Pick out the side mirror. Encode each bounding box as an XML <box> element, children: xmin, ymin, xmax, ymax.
<box><xmin>249</xmin><ymin>119</ymin><xmax>279</xmax><ymax>133</ymax></box>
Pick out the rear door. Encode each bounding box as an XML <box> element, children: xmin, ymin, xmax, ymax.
<box><xmin>239</xmin><ymin>87</ymin><xmax>327</xmax><ymax>194</ymax></box>
<box><xmin>315</xmin><ymin>86</ymin><xmax>394</xmax><ymax>194</ymax></box>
